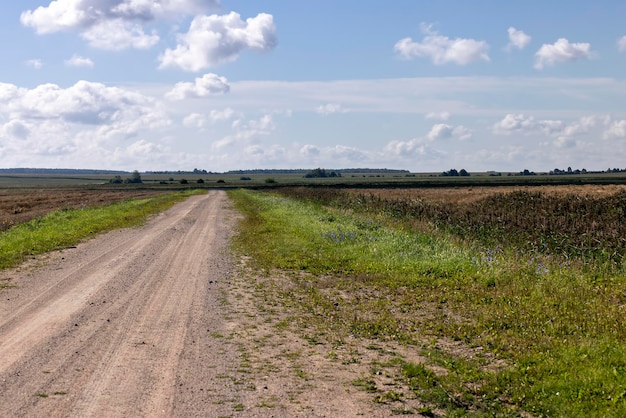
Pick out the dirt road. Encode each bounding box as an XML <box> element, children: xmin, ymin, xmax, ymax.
<box><xmin>0</xmin><ymin>191</ymin><xmax>247</xmax><ymax>417</ymax></box>
<box><xmin>0</xmin><ymin>190</ymin><xmax>425</xmax><ymax>417</ymax></box>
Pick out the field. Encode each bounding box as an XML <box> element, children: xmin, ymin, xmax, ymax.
<box><xmin>0</xmin><ymin>188</ymin><xmax>169</xmax><ymax>231</ymax></box>
<box><xmin>2</xmin><ymin>175</ymin><xmax>626</xmax><ymax>415</ymax></box>
<box><xmin>230</xmin><ymin>183</ymin><xmax>626</xmax><ymax>416</ymax></box>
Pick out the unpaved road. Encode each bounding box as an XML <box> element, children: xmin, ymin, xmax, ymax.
<box><xmin>0</xmin><ymin>191</ymin><xmax>243</xmax><ymax>417</ymax></box>
<box><xmin>0</xmin><ymin>190</ymin><xmax>427</xmax><ymax>417</ymax></box>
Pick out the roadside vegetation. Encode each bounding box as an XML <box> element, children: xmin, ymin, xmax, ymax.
<box><xmin>0</xmin><ymin>189</ymin><xmax>203</xmax><ymax>270</ymax></box>
<box><xmin>229</xmin><ymin>188</ymin><xmax>626</xmax><ymax>416</ymax></box>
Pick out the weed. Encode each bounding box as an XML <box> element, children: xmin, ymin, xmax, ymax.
<box><xmin>353</xmin><ymin>378</ymin><xmax>377</xmax><ymax>393</ymax></box>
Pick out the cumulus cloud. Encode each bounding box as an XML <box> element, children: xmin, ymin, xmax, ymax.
<box><xmin>506</xmin><ymin>27</ymin><xmax>531</xmax><ymax>51</ymax></box>
<box><xmin>0</xmin><ymin>80</ymin><xmax>167</xmax><ymax>139</ymax></box>
<box><xmin>183</xmin><ymin>107</ymin><xmax>235</xmax><ymax>128</ymax></box>
<box><xmin>65</xmin><ymin>54</ymin><xmax>94</xmax><ymax>68</ymax></box>
<box><xmin>159</xmin><ymin>12</ymin><xmax>277</xmax><ymax>71</ymax></box>
<box><xmin>81</xmin><ymin>20</ymin><xmax>159</xmax><ymax>50</ymax></box>
<box><xmin>20</xmin><ymin>0</ymin><xmax>219</xmax><ymax>50</ymax></box>
<box><xmin>618</xmin><ymin>36</ymin><xmax>626</xmax><ymax>52</ymax></box>
<box><xmin>300</xmin><ymin>144</ymin><xmax>320</xmax><ymax>156</ymax></box>
<box><xmin>166</xmin><ymin>73</ymin><xmax>230</xmax><ymax>100</ymax></box>
<box><xmin>493</xmin><ymin>113</ymin><xmax>602</xmax><ymax>147</ymax></box>
<box><xmin>21</xmin><ymin>0</ymin><xmax>219</xmax><ymax>33</ymax></box>
<box><xmin>427</xmin><ymin>124</ymin><xmax>454</xmax><ymax>140</ymax></box>
<box><xmin>213</xmin><ymin>114</ymin><xmax>275</xmax><ymax>149</ymax></box>
<box><xmin>1</xmin><ymin>120</ymin><xmax>30</xmax><ymax>140</ymax></box>
<box><xmin>383</xmin><ymin>137</ymin><xmax>441</xmax><ymax>159</ymax></box>
<box><xmin>427</xmin><ymin>123</ymin><xmax>472</xmax><ymax>141</ymax></box>
<box><xmin>604</xmin><ymin>120</ymin><xmax>626</xmax><ymax>139</ymax></box>
<box><xmin>315</xmin><ymin>103</ymin><xmax>347</xmax><ymax>115</ymax></box>
<box><xmin>394</xmin><ymin>23</ymin><xmax>490</xmax><ymax>65</ymax></box>
<box><xmin>0</xmin><ymin>80</ymin><xmax>172</xmax><ymax>168</ymax></box>
<box><xmin>534</xmin><ymin>38</ymin><xmax>592</xmax><ymax>69</ymax></box>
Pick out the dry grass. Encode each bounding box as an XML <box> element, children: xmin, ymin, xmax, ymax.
<box><xmin>347</xmin><ymin>184</ymin><xmax>626</xmax><ymax>204</ymax></box>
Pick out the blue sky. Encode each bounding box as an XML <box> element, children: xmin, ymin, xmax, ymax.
<box><xmin>2</xmin><ymin>1</ymin><xmax>626</xmax><ymax>172</ymax></box>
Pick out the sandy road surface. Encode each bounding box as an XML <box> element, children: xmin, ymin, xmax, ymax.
<box><xmin>0</xmin><ymin>190</ymin><xmax>428</xmax><ymax>418</ymax></box>
<box><xmin>0</xmin><ymin>190</ymin><xmax>244</xmax><ymax>417</ymax></box>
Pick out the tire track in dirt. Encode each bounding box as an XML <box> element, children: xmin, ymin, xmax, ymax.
<box><xmin>0</xmin><ymin>191</ymin><xmax>238</xmax><ymax>417</ymax></box>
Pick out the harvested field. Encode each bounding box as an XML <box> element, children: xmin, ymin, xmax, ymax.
<box><xmin>346</xmin><ymin>184</ymin><xmax>626</xmax><ymax>204</ymax></box>
<box><xmin>0</xmin><ymin>188</ymin><xmax>168</xmax><ymax>231</ymax></box>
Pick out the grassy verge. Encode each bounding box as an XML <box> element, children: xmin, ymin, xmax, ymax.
<box><xmin>0</xmin><ymin>189</ymin><xmax>204</xmax><ymax>270</ymax></box>
<box><xmin>229</xmin><ymin>188</ymin><xmax>626</xmax><ymax>416</ymax></box>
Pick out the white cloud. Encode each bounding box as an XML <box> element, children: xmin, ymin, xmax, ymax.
<box><xmin>81</xmin><ymin>20</ymin><xmax>159</xmax><ymax>50</ymax></box>
<box><xmin>506</xmin><ymin>27</ymin><xmax>531</xmax><ymax>51</ymax></box>
<box><xmin>25</xmin><ymin>59</ymin><xmax>43</xmax><ymax>69</ymax></box>
<box><xmin>159</xmin><ymin>12</ymin><xmax>277</xmax><ymax>72</ymax></box>
<box><xmin>0</xmin><ymin>80</ymin><xmax>167</xmax><ymax>138</ymax></box>
<box><xmin>329</xmin><ymin>145</ymin><xmax>367</xmax><ymax>162</ymax></box>
<box><xmin>209</xmin><ymin>107</ymin><xmax>235</xmax><ymax>122</ymax></box>
<box><xmin>20</xmin><ymin>0</ymin><xmax>219</xmax><ymax>50</ymax></box>
<box><xmin>166</xmin><ymin>73</ymin><xmax>230</xmax><ymax>100</ymax></box>
<box><xmin>65</xmin><ymin>54</ymin><xmax>94</xmax><ymax>68</ymax></box>
<box><xmin>604</xmin><ymin>120</ymin><xmax>626</xmax><ymax>139</ymax></box>
<box><xmin>493</xmin><ymin>113</ymin><xmax>603</xmax><ymax>148</ymax></box>
<box><xmin>394</xmin><ymin>23</ymin><xmax>490</xmax><ymax>65</ymax></box>
<box><xmin>315</xmin><ymin>103</ymin><xmax>347</xmax><ymax>115</ymax></box>
<box><xmin>213</xmin><ymin>114</ymin><xmax>275</xmax><ymax>149</ymax></box>
<box><xmin>383</xmin><ymin>137</ymin><xmax>442</xmax><ymax>160</ymax></box>
<box><xmin>183</xmin><ymin>113</ymin><xmax>206</xmax><ymax>128</ymax></box>
<box><xmin>427</xmin><ymin>123</ymin><xmax>472</xmax><ymax>141</ymax></box>
<box><xmin>427</xmin><ymin>123</ymin><xmax>454</xmax><ymax>140</ymax></box>
<box><xmin>493</xmin><ymin>114</ymin><xmax>540</xmax><ymax>135</ymax></box>
<box><xmin>618</xmin><ymin>36</ymin><xmax>626</xmax><ymax>52</ymax></box>
<box><xmin>534</xmin><ymin>38</ymin><xmax>592</xmax><ymax>69</ymax></box>
<box><xmin>1</xmin><ymin>120</ymin><xmax>30</xmax><ymax>140</ymax></box>
<box><xmin>183</xmin><ymin>107</ymin><xmax>235</xmax><ymax>128</ymax></box>
<box><xmin>425</xmin><ymin>111</ymin><xmax>450</xmax><ymax>121</ymax></box>
<box><xmin>300</xmin><ymin>144</ymin><xmax>320</xmax><ymax>156</ymax></box>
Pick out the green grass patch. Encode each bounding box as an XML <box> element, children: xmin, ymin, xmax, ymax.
<box><xmin>228</xmin><ymin>188</ymin><xmax>626</xmax><ymax>416</ymax></box>
<box><xmin>0</xmin><ymin>190</ymin><xmax>203</xmax><ymax>270</ymax></box>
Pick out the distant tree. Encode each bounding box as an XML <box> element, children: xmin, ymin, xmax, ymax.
<box><xmin>459</xmin><ymin>169</ymin><xmax>470</xmax><ymax>177</ymax></box>
<box><xmin>441</xmin><ymin>169</ymin><xmax>459</xmax><ymax>177</ymax></box>
<box><xmin>180</xmin><ymin>179</ymin><xmax>188</xmax><ymax>184</ymax></box>
<box><xmin>197</xmin><ymin>178</ymin><xmax>205</xmax><ymax>184</ymax></box>
<box><xmin>109</xmin><ymin>175</ymin><xmax>123</xmax><ymax>184</ymax></box>
<box><xmin>123</xmin><ymin>170</ymin><xmax>143</xmax><ymax>184</ymax></box>
<box><xmin>304</xmin><ymin>168</ymin><xmax>341</xmax><ymax>178</ymax></box>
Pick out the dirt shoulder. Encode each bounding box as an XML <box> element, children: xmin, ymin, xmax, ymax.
<box><xmin>0</xmin><ymin>190</ymin><xmax>426</xmax><ymax>417</ymax></box>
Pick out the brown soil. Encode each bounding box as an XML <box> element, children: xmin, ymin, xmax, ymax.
<box><xmin>0</xmin><ymin>188</ymin><xmax>168</xmax><ymax>231</ymax></box>
<box><xmin>0</xmin><ymin>190</ymin><xmax>420</xmax><ymax>417</ymax></box>
<box><xmin>348</xmin><ymin>184</ymin><xmax>626</xmax><ymax>204</ymax></box>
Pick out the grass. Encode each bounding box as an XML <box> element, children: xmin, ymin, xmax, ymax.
<box><xmin>228</xmin><ymin>188</ymin><xmax>626</xmax><ymax>416</ymax></box>
<box><xmin>0</xmin><ymin>189</ymin><xmax>204</xmax><ymax>270</ymax></box>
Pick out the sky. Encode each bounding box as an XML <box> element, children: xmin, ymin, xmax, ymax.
<box><xmin>2</xmin><ymin>1</ymin><xmax>626</xmax><ymax>172</ymax></box>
